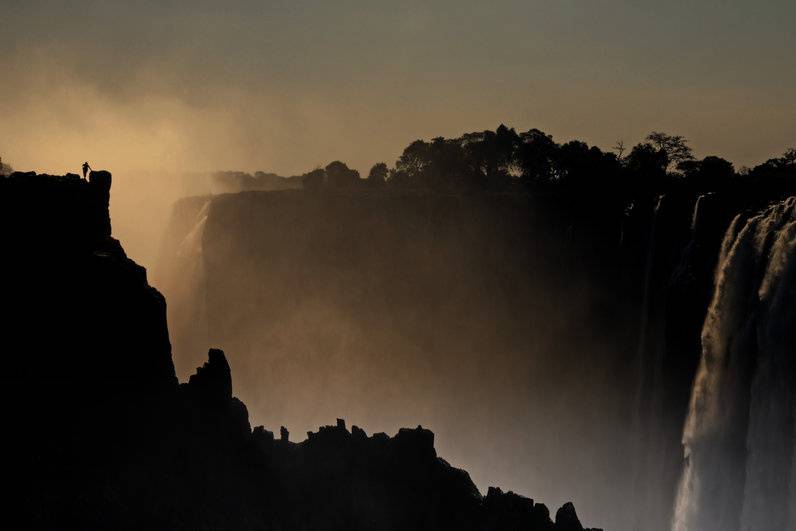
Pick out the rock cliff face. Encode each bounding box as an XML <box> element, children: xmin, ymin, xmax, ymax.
<box><xmin>159</xmin><ymin>188</ymin><xmax>691</xmax><ymax>528</ymax></box>
<box><xmin>157</xmin><ymin>183</ymin><xmax>796</xmax><ymax>530</ymax></box>
<box><xmin>158</xmin><ymin>189</ymin><xmax>649</xmax><ymax>528</ymax></box>
<box><xmin>1</xmin><ymin>172</ymin><xmax>598</xmax><ymax>530</ymax></box>
<box><xmin>0</xmin><ymin>171</ymin><xmax>176</xmax><ymax>393</ymax></box>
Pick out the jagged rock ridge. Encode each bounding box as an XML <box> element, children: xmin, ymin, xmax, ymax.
<box><xmin>0</xmin><ymin>171</ymin><xmax>599</xmax><ymax>530</ymax></box>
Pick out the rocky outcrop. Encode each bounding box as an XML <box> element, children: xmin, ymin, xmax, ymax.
<box><xmin>0</xmin><ymin>171</ymin><xmax>177</xmax><ymax>393</ymax></box>
<box><xmin>483</xmin><ymin>487</ymin><xmax>555</xmax><ymax>530</ymax></box>
<box><xmin>157</xmin><ymin>189</ymin><xmax>643</xmax><ymax>528</ymax></box>
<box><xmin>2</xmin><ymin>172</ymin><xmax>599</xmax><ymax>530</ymax></box>
<box><xmin>188</xmin><ymin>347</ymin><xmax>233</xmax><ymax>400</ymax></box>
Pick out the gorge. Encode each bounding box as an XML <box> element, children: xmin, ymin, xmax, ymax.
<box><xmin>4</xmin><ymin>153</ymin><xmax>796</xmax><ymax>530</ymax></box>
<box><xmin>155</xmin><ymin>169</ymin><xmax>796</xmax><ymax>530</ymax></box>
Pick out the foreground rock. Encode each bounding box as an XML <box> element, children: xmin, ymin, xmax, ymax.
<box><xmin>0</xmin><ymin>171</ymin><xmax>599</xmax><ymax>530</ymax></box>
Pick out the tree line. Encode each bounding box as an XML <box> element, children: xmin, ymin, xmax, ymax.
<box><xmin>4</xmin><ymin>124</ymin><xmax>795</xmax><ymax>197</ymax></box>
<box><xmin>300</xmin><ymin>125</ymin><xmax>796</xmax><ymax>197</ymax></box>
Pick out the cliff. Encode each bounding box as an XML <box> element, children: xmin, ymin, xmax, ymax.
<box><xmin>157</xmin><ymin>182</ymin><xmax>796</xmax><ymax>530</ymax></box>
<box><xmin>157</xmin><ymin>188</ymin><xmax>659</xmax><ymax>528</ymax></box>
<box><xmin>0</xmin><ymin>171</ymin><xmax>176</xmax><ymax>395</ymax></box>
<box><xmin>1</xmin><ymin>171</ymin><xmax>599</xmax><ymax>530</ymax></box>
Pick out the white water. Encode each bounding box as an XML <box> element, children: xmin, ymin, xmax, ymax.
<box><xmin>691</xmin><ymin>193</ymin><xmax>712</xmax><ymax>232</ymax></box>
<box><xmin>176</xmin><ymin>200</ymin><xmax>210</xmax><ymax>262</ymax></box>
<box><xmin>673</xmin><ymin>197</ymin><xmax>796</xmax><ymax>531</ymax></box>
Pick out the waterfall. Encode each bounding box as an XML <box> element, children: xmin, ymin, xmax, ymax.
<box><xmin>168</xmin><ymin>199</ymin><xmax>212</xmax><ymax>372</ymax></box>
<box><xmin>672</xmin><ymin>197</ymin><xmax>796</xmax><ymax>531</ymax></box>
<box><xmin>631</xmin><ymin>194</ymin><xmax>666</xmax><ymax>530</ymax></box>
<box><xmin>690</xmin><ymin>193</ymin><xmax>712</xmax><ymax>232</ymax></box>
<box><xmin>177</xmin><ymin>200</ymin><xmax>210</xmax><ymax>262</ymax></box>
<box><xmin>634</xmin><ymin>195</ymin><xmax>666</xmax><ymax>412</ymax></box>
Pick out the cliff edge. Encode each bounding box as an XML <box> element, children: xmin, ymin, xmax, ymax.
<box><xmin>0</xmin><ymin>171</ymin><xmax>599</xmax><ymax>530</ymax></box>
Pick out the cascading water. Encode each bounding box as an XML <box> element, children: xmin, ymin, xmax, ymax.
<box><xmin>690</xmin><ymin>193</ymin><xmax>711</xmax><ymax>232</ymax></box>
<box><xmin>631</xmin><ymin>194</ymin><xmax>666</xmax><ymax>530</ymax></box>
<box><xmin>166</xmin><ymin>199</ymin><xmax>212</xmax><ymax>373</ymax></box>
<box><xmin>177</xmin><ymin>200</ymin><xmax>210</xmax><ymax>262</ymax></box>
<box><xmin>673</xmin><ymin>197</ymin><xmax>796</xmax><ymax>531</ymax></box>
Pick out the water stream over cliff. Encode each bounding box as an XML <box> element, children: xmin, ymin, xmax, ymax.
<box><xmin>630</xmin><ymin>194</ymin><xmax>666</xmax><ymax>529</ymax></box>
<box><xmin>673</xmin><ymin>197</ymin><xmax>796</xmax><ymax>531</ymax></box>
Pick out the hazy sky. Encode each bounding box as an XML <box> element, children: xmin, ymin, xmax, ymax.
<box><xmin>2</xmin><ymin>0</ymin><xmax>795</xmax><ymax>174</ymax></box>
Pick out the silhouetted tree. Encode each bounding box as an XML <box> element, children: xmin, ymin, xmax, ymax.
<box><xmin>492</xmin><ymin>124</ymin><xmax>521</xmax><ymax>180</ymax></box>
<box><xmin>370</xmin><ymin>125</ymin><xmax>791</xmax><ymax>198</ymax></box>
<box><xmin>517</xmin><ymin>129</ymin><xmax>557</xmax><ymax>184</ymax></box>
<box><xmin>387</xmin><ymin>168</ymin><xmax>411</xmax><ymax>188</ymax></box>
<box><xmin>744</xmin><ymin>148</ymin><xmax>796</xmax><ymax>192</ymax></box>
<box><xmin>625</xmin><ymin>143</ymin><xmax>670</xmax><ymax>192</ymax></box>
<box><xmin>460</xmin><ymin>125</ymin><xmax>519</xmax><ymax>185</ymax></box>
<box><xmin>613</xmin><ymin>141</ymin><xmax>626</xmax><ymax>160</ymax></box>
<box><xmin>759</xmin><ymin>148</ymin><xmax>796</xmax><ymax>171</ymax></box>
<box><xmin>302</xmin><ymin>168</ymin><xmax>326</xmax><ymax>191</ymax></box>
<box><xmin>459</xmin><ymin>131</ymin><xmax>491</xmax><ymax>180</ymax></box>
<box><xmin>428</xmin><ymin>136</ymin><xmax>481</xmax><ymax>190</ymax></box>
<box><xmin>678</xmin><ymin>156</ymin><xmax>735</xmax><ymax>191</ymax></box>
<box><xmin>645</xmin><ymin>132</ymin><xmax>694</xmax><ymax>170</ymax></box>
<box><xmin>396</xmin><ymin>140</ymin><xmax>432</xmax><ymax>185</ymax></box>
<box><xmin>325</xmin><ymin>161</ymin><xmax>360</xmax><ymax>188</ymax></box>
<box><xmin>556</xmin><ymin>141</ymin><xmax>620</xmax><ymax>191</ymax></box>
<box><xmin>367</xmin><ymin>162</ymin><xmax>388</xmax><ymax>186</ymax></box>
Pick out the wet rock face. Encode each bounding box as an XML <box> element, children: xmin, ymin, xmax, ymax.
<box><xmin>1</xmin><ymin>172</ymin><xmax>599</xmax><ymax>531</ymax></box>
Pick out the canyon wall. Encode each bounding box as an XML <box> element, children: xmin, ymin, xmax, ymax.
<box><xmin>158</xmin><ymin>183</ymin><xmax>795</xmax><ymax>530</ymax></box>
<box><xmin>157</xmin><ymin>188</ymin><xmax>675</xmax><ymax>529</ymax></box>
<box><xmin>1</xmin><ymin>171</ymin><xmax>599</xmax><ymax>531</ymax></box>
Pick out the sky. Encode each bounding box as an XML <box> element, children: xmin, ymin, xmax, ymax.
<box><xmin>2</xmin><ymin>0</ymin><xmax>795</xmax><ymax>175</ymax></box>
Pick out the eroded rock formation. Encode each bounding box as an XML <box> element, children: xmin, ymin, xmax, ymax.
<box><xmin>0</xmin><ymin>171</ymin><xmax>599</xmax><ymax>530</ymax></box>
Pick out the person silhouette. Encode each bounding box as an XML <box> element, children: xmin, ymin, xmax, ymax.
<box><xmin>82</xmin><ymin>161</ymin><xmax>91</xmax><ymax>179</ymax></box>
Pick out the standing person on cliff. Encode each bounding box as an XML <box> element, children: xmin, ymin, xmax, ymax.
<box><xmin>82</xmin><ymin>161</ymin><xmax>91</xmax><ymax>180</ymax></box>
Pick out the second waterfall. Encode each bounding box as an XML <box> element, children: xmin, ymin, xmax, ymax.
<box><xmin>673</xmin><ymin>197</ymin><xmax>796</xmax><ymax>531</ymax></box>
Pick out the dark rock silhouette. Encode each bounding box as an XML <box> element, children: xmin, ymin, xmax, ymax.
<box><xmin>188</xmin><ymin>347</ymin><xmax>233</xmax><ymax>400</ymax></box>
<box><xmin>483</xmin><ymin>487</ymin><xmax>556</xmax><ymax>530</ymax></box>
<box><xmin>0</xmin><ymin>171</ymin><xmax>600</xmax><ymax>530</ymax></box>
<box><xmin>556</xmin><ymin>502</ymin><xmax>585</xmax><ymax>531</ymax></box>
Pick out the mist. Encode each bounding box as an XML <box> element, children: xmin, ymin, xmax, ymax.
<box><xmin>152</xmin><ymin>189</ymin><xmax>648</xmax><ymax>530</ymax></box>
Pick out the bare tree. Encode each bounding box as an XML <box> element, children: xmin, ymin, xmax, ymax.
<box><xmin>613</xmin><ymin>141</ymin><xmax>626</xmax><ymax>160</ymax></box>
